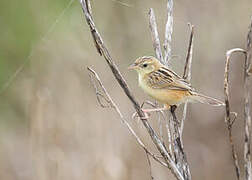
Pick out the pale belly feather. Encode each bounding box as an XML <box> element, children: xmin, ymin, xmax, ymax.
<box><xmin>139</xmin><ymin>76</ymin><xmax>188</xmax><ymax>105</ymax></box>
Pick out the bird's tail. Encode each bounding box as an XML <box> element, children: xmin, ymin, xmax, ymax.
<box><xmin>190</xmin><ymin>92</ymin><xmax>225</xmax><ymax>106</ymax></box>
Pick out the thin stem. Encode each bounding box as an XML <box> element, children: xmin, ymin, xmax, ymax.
<box><xmin>164</xmin><ymin>0</ymin><xmax>173</xmax><ymax>65</ymax></box>
<box><xmin>244</xmin><ymin>17</ymin><xmax>252</xmax><ymax>180</ymax></box>
<box><xmin>180</xmin><ymin>24</ymin><xmax>194</xmax><ymax>135</ymax></box>
<box><xmin>224</xmin><ymin>48</ymin><xmax>246</xmax><ymax>180</ymax></box>
<box><xmin>148</xmin><ymin>8</ymin><xmax>164</xmax><ymax>63</ymax></box>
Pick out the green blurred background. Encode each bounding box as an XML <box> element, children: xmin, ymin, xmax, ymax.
<box><xmin>0</xmin><ymin>0</ymin><xmax>251</xmax><ymax>179</ymax></box>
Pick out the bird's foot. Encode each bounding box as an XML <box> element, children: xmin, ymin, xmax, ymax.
<box><xmin>131</xmin><ymin>106</ymin><xmax>169</xmax><ymax>120</ymax></box>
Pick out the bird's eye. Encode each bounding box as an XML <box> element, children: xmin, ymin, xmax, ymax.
<box><xmin>143</xmin><ymin>63</ymin><xmax>148</xmax><ymax>68</ymax></box>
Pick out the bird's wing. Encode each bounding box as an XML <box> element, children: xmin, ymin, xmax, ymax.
<box><xmin>147</xmin><ymin>67</ymin><xmax>193</xmax><ymax>91</ymax></box>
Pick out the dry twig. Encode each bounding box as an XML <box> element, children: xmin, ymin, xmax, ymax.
<box><xmin>164</xmin><ymin>0</ymin><xmax>173</xmax><ymax>64</ymax></box>
<box><xmin>148</xmin><ymin>8</ymin><xmax>163</xmax><ymax>63</ymax></box>
<box><xmin>223</xmin><ymin>18</ymin><xmax>252</xmax><ymax>180</ymax></box>
<box><xmin>244</xmin><ymin>18</ymin><xmax>252</xmax><ymax>180</ymax></box>
<box><xmin>180</xmin><ymin>24</ymin><xmax>194</xmax><ymax>135</ymax></box>
<box><xmin>224</xmin><ymin>48</ymin><xmax>246</xmax><ymax>180</ymax></box>
<box><xmin>183</xmin><ymin>24</ymin><xmax>194</xmax><ymax>80</ymax></box>
<box><xmin>170</xmin><ymin>105</ymin><xmax>191</xmax><ymax>180</ymax></box>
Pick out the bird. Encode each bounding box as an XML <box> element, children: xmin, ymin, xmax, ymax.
<box><xmin>128</xmin><ymin>56</ymin><xmax>224</xmax><ymax>116</ymax></box>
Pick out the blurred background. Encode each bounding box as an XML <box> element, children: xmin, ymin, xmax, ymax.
<box><xmin>0</xmin><ymin>0</ymin><xmax>252</xmax><ymax>179</ymax></box>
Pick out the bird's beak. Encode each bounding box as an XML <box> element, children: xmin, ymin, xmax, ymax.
<box><xmin>128</xmin><ymin>63</ymin><xmax>138</xmax><ymax>70</ymax></box>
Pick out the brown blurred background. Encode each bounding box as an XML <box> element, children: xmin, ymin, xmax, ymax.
<box><xmin>0</xmin><ymin>0</ymin><xmax>252</xmax><ymax>179</ymax></box>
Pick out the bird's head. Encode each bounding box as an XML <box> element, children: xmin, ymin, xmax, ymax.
<box><xmin>128</xmin><ymin>56</ymin><xmax>161</xmax><ymax>75</ymax></box>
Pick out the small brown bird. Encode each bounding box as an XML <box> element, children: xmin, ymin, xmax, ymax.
<box><xmin>129</xmin><ymin>56</ymin><xmax>224</xmax><ymax>114</ymax></box>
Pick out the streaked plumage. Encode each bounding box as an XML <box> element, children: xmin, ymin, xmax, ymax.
<box><xmin>129</xmin><ymin>56</ymin><xmax>224</xmax><ymax>108</ymax></box>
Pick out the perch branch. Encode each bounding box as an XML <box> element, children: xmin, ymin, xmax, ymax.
<box><xmin>170</xmin><ymin>105</ymin><xmax>191</xmax><ymax>180</ymax></box>
<box><xmin>224</xmin><ymin>48</ymin><xmax>246</xmax><ymax>180</ymax></box>
<box><xmin>149</xmin><ymin>1</ymin><xmax>192</xmax><ymax>179</ymax></box>
<box><xmin>81</xmin><ymin>1</ymin><xmax>184</xmax><ymax>179</ymax></box>
<box><xmin>167</xmin><ymin>23</ymin><xmax>194</xmax><ymax>180</ymax></box>
<box><xmin>244</xmin><ymin>18</ymin><xmax>252</xmax><ymax>180</ymax></box>
<box><xmin>164</xmin><ymin>0</ymin><xmax>173</xmax><ymax>64</ymax></box>
<box><xmin>87</xmin><ymin>67</ymin><xmax>168</xmax><ymax>168</ymax></box>
<box><xmin>148</xmin><ymin>8</ymin><xmax>164</xmax><ymax>63</ymax></box>
<box><xmin>166</xmin><ymin>115</ymin><xmax>174</xmax><ymax>159</ymax></box>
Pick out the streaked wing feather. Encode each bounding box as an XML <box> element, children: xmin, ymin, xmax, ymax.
<box><xmin>171</xmin><ymin>80</ymin><xmax>193</xmax><ymax>91</ymax></box>
<box><xmin>147</xmin><ymin>67</ymin><xmax>193</xmax><ymax>91</ymax></box>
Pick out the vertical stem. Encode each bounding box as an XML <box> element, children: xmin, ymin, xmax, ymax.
<box><xmin>224</xmin><ymin>49</ymin><xmax>246</xmax><ymax>180</ymax></box>
<box><xmin>180</xmin><ymin>24</ymin><xmax>194</xmax><ymax>135</ymax></box>
<box><xmin>244</xmin><ymin>18</ymin><xmax>252</xmax><ymax>180</ymax></box>
<box><xmin>170</xmin><ymin>105</ymin><xmax>191</xmax><ymax>180</ymax></box>
<box><xmin>148</xmin><ymin>8</ymin><xmax>163</xmax><ymax>63</ymax></box>
<box><xmin>164</xmin><ymin>0</ymin><xmax>173</xmax><ymax>65</ymax></box>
